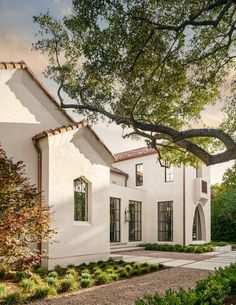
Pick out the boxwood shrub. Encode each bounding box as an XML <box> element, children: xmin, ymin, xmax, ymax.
<box><xmin>135</xmin><ymin>262</ymin><xmax>236</xmax><ymax>305</ymax></box>
<box><xmin>139</xmin><ymin>243</ymin><xmax>213</xmax><ymax>253</ymax></box>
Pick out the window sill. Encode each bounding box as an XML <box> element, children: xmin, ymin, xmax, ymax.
<box><xmin>73</xmin><ymin>221</ymin><xmax>91</xmax><ymax>226</ymax></box>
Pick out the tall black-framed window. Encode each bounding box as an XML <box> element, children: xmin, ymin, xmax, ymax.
<box><xmin>192</xmin><ymin>206</ymin><xmax>202</xmax><ymax>241</ymax></box>
<box><xmin>110</xmin><ymin>197</ymin><xmax>121</xmax><ymax>242</ymax></box>
<box><xmin>136</xmin><ymin>163</ymin><xmax>143</xmax><ymax>186</ymax></box>
<box><xmin>165</xmin><ymin>166</ymin><xmax>174</xmax><ymax>182</ymax></box>
<box><xmin>158</xmin><ymin>201</ymin><xmax>173</xmax><ymax>242</ymax></box>
<box><xmin>129</xmin><ymin>200</ymin><xmax>142</xmax><ymax>241</ymax></box>
<box><xmin>74</xmin><ymin>177</ymin><xmax>88</xmax><ymax>221</ymax></box>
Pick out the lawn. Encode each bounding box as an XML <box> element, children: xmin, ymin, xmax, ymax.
<box><xmin>0</xmin><ymin>259</ymin><xmax>164</xmax><ymax>304</ymax></box>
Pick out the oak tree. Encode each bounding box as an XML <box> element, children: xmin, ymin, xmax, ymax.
<box><xmin>33</xmin><ymin>0</ymin><xmax>236</xmax><ymax>166</ymax></box>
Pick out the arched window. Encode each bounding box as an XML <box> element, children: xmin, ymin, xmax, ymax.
<box><xmin>192</xmin><ymin>206</ymin><xmax>202</xmax><ymax>241</ymax></box>
<box><xmin>74</xmin><ymin>177</ymin><xmax>88</xmax><ymax>221</ymax></box>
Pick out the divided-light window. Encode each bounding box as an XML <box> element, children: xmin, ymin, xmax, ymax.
<box><xmin>165</xmin><ymin>166</ymin><xmax>174</xmax><ymax>182</ymax></box>
<box><xmin>74</xmin><ymin>177</ymin><xmax>88</xmax><ymax>221</ymax></box>
<box><xmin>136</xmin><ymin>163</ymin><xmax>143</xmax><ymax>186</ymax></box>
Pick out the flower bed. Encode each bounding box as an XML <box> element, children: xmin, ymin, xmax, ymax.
<box><xmin>135</xmin><ymin>262</ymin><xmax>236</xmax><ymax>305</ymax></box>
<box><xmin>139</xmin><ymin>243</ymin><xmax>213</xmax><ymax>253</ymax></box>
<box><xmin>0</xmin><ymin>259</ymin><xmax>164</xmax><ymax>304</ymax></box>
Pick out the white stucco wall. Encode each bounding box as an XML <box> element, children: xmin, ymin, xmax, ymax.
<box><xmin>0</xmin><ymin>68</ymin><xmax>70</xmax><ymax>185</ymax></box>
<box><xmin>114</xmin><ymin>155</ymin><xmax>211</xmax><ymax>245</ymax></box>
<box><xmin>110</xmin><ymin>172</ymin><xmax>126</xmax><ymax>186</ymax></box>
<box><xmin>39</xmin><ymin>128</ymin><xmax>112</xmax><ymax>269</ymax></box>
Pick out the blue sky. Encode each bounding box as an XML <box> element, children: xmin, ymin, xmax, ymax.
<box><xmin>0</xmin><ymin>0</ymin><xmax>233</xmax><ymax>183</ymax></box>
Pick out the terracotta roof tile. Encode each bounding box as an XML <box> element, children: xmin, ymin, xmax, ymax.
<box><xmin>114</xmin><ymin>147</ymin><xmax>157</xmax><ymax>162</ymax></box>
<box><xmin>0</xmin><ymin>61</ymin><xmax>75</xmax><ymax>123</ymax></box>
<box><xmin>110</xmin><ymin>166</ymin><xmax>128</xmax><ymax>177</ymax></box>
<box><xmin>32</xmin><ymin>120</ymin><xmax>115</xmax><ymax>161</ymax></box>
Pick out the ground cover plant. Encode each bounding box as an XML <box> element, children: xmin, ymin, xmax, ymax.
<box><xmin>0</xmin><ymin>259</ymin><xmax>164</xmax><ymax>304</ymax></box>
<box><xmin>135</xmin><ymin>262</ymin><xmax>236</xmax><ymax>305</ymax></box>
<box><xmin>139</xmin><ymin>243</ymin><xmax>213</xmax><ymax>253</ymax></box>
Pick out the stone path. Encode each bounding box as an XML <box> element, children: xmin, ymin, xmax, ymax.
<box><xmin>118</xmin><ymin>250</ymin><xmax>236</xmax><ymax>271</ymax></box>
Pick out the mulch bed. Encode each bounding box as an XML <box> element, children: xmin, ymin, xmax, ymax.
<box><xmin>224</xmin><ymin>295</ymin><xmax>236</xmax><ymax>305</ymax></box>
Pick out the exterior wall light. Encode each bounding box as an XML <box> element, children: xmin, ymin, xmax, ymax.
<box><xmin>125</xmin><ymin>208</ymin><xmax>130</xmax><ymax>222</ymax></box>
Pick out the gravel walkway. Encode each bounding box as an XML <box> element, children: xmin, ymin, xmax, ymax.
<box><xmin>29</xmin><ymin>267</ymin><xmax>211</xmax><ymax>305</ymax></box>
<box><xmin>117</xmin><ymin>249</ymin><xmax>216</xmax><ymax>261</ymax></box>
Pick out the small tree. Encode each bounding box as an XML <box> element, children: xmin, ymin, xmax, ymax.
<box><xmin>211</xmin><ymin>190</ymin><xmax>236</xmax><ymax>242</ymax></box>
<box><xmin>221</xmin><ymin>162</ymin><xmax>236</xmax><ymax>192</ymax></box>
<box><xmin>0</xmin><ymin>146</ymin><xmax>54</xmax><ymax>270</ymax></box>
<box><xmin>211</xmin><ymin>162</ymin><xmax>236</xmax><ymax>242</ymax></box>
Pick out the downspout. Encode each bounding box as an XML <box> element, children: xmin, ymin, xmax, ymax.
<box><xmin>32</xmin><ymin>138</ymin><xmax>42</xmax><ymax>254</ymax></box>
<box><xmin>125</xmin><ymin>175</ymin><xmax>129</xmax><ymax>187</ymax></box>
<box><xmin>183</xmin><ymin>166</ymin><xmax>186</xmax><ymax>246</ymax></box>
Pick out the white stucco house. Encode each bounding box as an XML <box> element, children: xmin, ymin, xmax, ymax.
<box><xmin>0</xmin><ymin>62</ymin><xmax>211</xmax><ymax>269</ymax></box>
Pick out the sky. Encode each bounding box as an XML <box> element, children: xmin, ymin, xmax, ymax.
<box><xmin>0</xmin><ymin>0</ymin><xmax>234</xmax><ymax>183</ymax></box>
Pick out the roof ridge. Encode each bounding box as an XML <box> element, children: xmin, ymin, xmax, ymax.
<box><xmin>0</xmin><ymin>61</ymin><xmax>75</xmax><ymax>123</ymax></box>
<box><xmin>114</xmin><ymin>146</ymin><xmax>156</xmax><ymax>162</ymax></box>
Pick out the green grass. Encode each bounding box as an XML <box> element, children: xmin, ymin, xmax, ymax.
<box><xmin>0</xmin><ymin>259</ymin><xmax>163</xmax><ymax>304</ymax></box>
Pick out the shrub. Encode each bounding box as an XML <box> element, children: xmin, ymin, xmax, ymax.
<box><xmin>111</xmin><ymin>273</ymin><xmax>120</xmax><ymax>281</ymax></box>
<box><xmin>94</xmin><ymin>270</ymin><xmax>103</xmax><ymax>277</ymax></box>
<box><xmin>57</xmin><ymin>276</ymin><xmax>77</xmax><ymax>293</ymax></box>
<box><xmin>106</xmin><ymin>267</ymin><xmax>114</xmax><ymax>274</ymax></box>
<box><xmin>15</xmin><ymin>271</ymin><xmax>30</xmax><ymax>282</ymax></box>
<box><xmin>19</xmin><ymin>278</ymin><xmax>36</xmax><ymax>293</ymax></box>
<box><xmin>66</xmin><ymin>268</ymin><xmax>78</xmax><ymax>277</ymax></box>
<box><xmin>124</xmin><ymin>264</ymin><xmax>132</xmax><ymax>272</ymax></box>
<box><xmin>80</xmin><ymin>278</ymin><xmax>91</xmax><ymax>288</ymax></box>
<box><xmin>34</xmin><ymin>266</ymin><xmax>47</xmax><ymax>277</ymax></box>
<box><xmin>46</xmin><ymin>277</ymin><xmax>58</xmax><ymax>287</ymax></box>
<box><xmin>81</xmin><ymin>272</ymin><xmax>90</xmax><ymax>279</ymax></box>
<box><xmin>139</xmin><ymin>266</ymin><xmax>150</xmax><ymax>274</ymax></box>
<box><xmin>96</xmin><ymin>273</ymin><xmax>111</xmax><ymax>285</ymax></box>
<box><xmin>0</xmin><ymin>146</ymin><xmax>55</xmax><ymax>271</ymax></box>
<box><xmin>54</xmin><ymin>265</ymin><xmax>66</xmax><ymax>276</ymax></box>
<box><xmin>0</xmin><ymin>283</ymin><xmax>6</xmax><ymax>298</ymax></box>
<box><xmin>120</xmin><ymin>269</ymin><xmax>129</xmax><ymax>278</ymax></box>
<box><xmin>48</xmin><ymin>271</ymin><xmax>58</xmax><ymax>278</ymax></box>
<box><xmin>135</xmin><ymin>263</ymin><xmax>236</xmax><ymax>305</ymax></box>
<box><xmin>3</xmin><ymin>292</ymin><xmax>22</xmax><ymax>305</ymax></box>
<box><xmin>32</xmin><ymin>284</ymin><xmax>51</xmax><ymax>299</ymax></box>
<box><xmin>149</xmin><ymin>264</ymin><xmax>159</xmax><ymax>272</ymax></box>
<box><xmin>140</xmin><ymin>243</ymin><xmax>213</xmax><ymax>253</ymax></box>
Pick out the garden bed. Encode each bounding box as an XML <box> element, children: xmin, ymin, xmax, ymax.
<box><xmin>139</xmin><ymin>243</ymin><xmax>213</xmax><ymax>253</ymax></box>
<box><xmin>135</xmin><ymin>262</ymin><xmax>236</xmax><ymax>305</ymax></box>
<box><xmin>0</xmin><ymin>259</ymin><xmax>164</xmax><ymax>304</ymax></box>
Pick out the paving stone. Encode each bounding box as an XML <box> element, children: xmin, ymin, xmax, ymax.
<box><xmin>182</xmin><ymin>261</ymin><xmax>231</xmax><ymax>270</ymax></box>
<box><xmin>162</xmin><ymin>259</ymin><xmax>195</xmax><ymax>267</ymax></box>
<box><xmin>143</xmin><ymin>258</ymin><xmax>174</xmax><ymax>264</ymax></box>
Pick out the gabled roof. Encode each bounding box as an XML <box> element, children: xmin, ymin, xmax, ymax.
<box><xmin>110</xmin><ymin>166</ymin><xmax>128</xmax><ymax>177</ymax></box>
<box><xmin>0</xmin><ymin>61</ymin><xmax>75</xmax><ymax>123</ymax></box>
<box><xmin>114</xmin><ymin>147</ymin><xmax>157</xmax><ymax>162</ymax></box>
<box><xmin>32</xmin><ymin>120</ymin><xmax>116</xmax><ymax>162</ymax></box>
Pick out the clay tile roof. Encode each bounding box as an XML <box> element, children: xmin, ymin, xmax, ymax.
<box><xmin>110</xmin><ymin>166</ymin><xmax>129</xmax><ymax>177</ymax></box>
<box><xmin>32</xmin><ymin>121</ymin><xmax>86</xmax><ymax>140</ymax></box>
<box><xmin>114</xmin><ymin>147</ymin><xmax>157</xmax><ymax>162</ymax></box>
<box><xmin>0</xmin><ymin>61</ymin><xmax>75</xmax><ymax>123</ymax></box>
<box><xmin>32</xmin><ymin>120</ymin><xmax>115</xmax><ymax>161</ymax></box>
